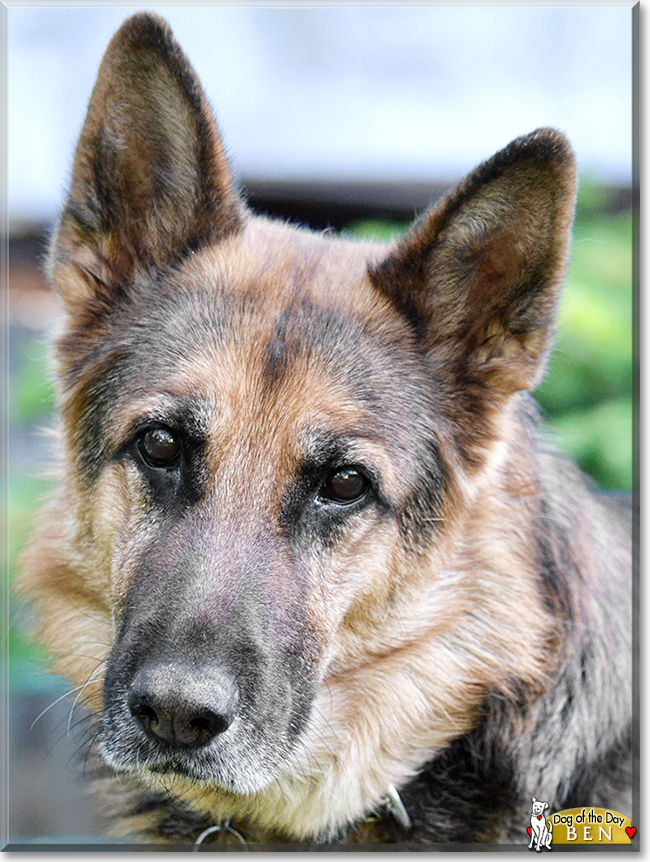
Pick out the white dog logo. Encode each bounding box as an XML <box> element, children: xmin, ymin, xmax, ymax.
<box><xmin>528</xmin><ymin>797</ymin><xmax>553</xmax><ymax>851</ymax></box>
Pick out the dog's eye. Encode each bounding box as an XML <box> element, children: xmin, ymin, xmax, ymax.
<box><xmin>138</xmin><ymin>427</ymin><xmax>181</xmax><ymax>468</ymax></box>
<box><xmin>320</xmin><ymin>467</ymin><xmax>369</xmax><ymax>504</ymax></box>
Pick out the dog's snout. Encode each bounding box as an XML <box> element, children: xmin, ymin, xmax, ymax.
<box><xmin>127</xmin><ymin>664</ymin><xmax>239</xmax><ymax>748</ymax></box>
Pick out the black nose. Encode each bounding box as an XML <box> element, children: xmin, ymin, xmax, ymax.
<box><xmin>127</xmin><ymin>663</ymin><xmax>239</xmax><ymax>748</ymax></box>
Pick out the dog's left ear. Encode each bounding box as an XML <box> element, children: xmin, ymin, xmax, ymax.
<box><xmin>49</xmin><ymin>12</ymin><xmax>244</xmax><ymax>307</ymax></box>
<box><xmin>370</xmin><ymin>128</ymin><xmax>576</xmax><ymax>396</ymax></box>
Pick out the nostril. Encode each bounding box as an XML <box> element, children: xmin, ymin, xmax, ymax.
<box><xmin>187</xmin><ymin>715</ymin><xmax>212</xmax><ymax>735</ymax></box>
<box><xmin>128</xmin><ymin>696</ymin><xmax>157</xmax><ymax>724</ymax></box>
<box><xmin>187</xmin><ymin>712</ymin><xmax>228</xmax><ymax>737</ymax></box>
<box><xmin>127</xmin><ymin>691</ymin><xmax>167</xmax><ymax>738</ymax></box>
<box><xmin>177</xmin><ymin>709</ymin><xmax>229</xmax><ymax>747</ymax></box>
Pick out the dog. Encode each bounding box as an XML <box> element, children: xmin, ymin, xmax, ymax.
<box><xmin>528</xmin><ymin>798</ymin><xmax>552</xmax><ymax>851</ymax></box>
<box><xmin>18</xmin><ymin>12</ymin><xmax>633</xmax><ymax>846</ymax></box>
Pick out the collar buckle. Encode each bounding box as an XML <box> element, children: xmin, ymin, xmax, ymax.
<box><xmin>385</xmin><ymin>783</ymin><xmax>412</xmax><ymax>829</ymax></box>
<box><xmin>193</xmin><ymin>817</ymin><xmax>248</xmax><ymax>849</ymax></box>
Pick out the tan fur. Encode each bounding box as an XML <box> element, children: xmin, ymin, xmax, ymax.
<box><xmin>17</xmin><ymin>12</ymin><xmax>631</xmax><ymax>847</ymax></box>
<box><xmin>21</xmin><ymin>301</ymin><xmax>556</xmax><ymax>840</ymax></box>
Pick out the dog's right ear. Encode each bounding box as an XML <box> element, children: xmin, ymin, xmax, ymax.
<box><xmin>370</xmin><ymin>129</ymin><xmax>576</xmax><ymax>399</ymax></box>
<box><xmin>49</xmin><ymin>12</ymin><xmax>244</xmax><ymax>307</ymax></box>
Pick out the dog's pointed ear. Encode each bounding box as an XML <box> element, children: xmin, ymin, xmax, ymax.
<box><xmin>370</xmin><ymin>129</ymin><xmax>576</xmax><ymax>396</ymax></box>
<box><xmin>50</xmin><ymin>12</ymin><xmax>245</xmax><ymax>306</ymax></box>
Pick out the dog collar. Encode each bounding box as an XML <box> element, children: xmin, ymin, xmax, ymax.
<box><xmin>365</xmin><ymin>784</ymin><xmax>412</xmax><ymax>830</ymax></box>
<box><xmin>193</xmin><ymin>817</ymin><xmax>247</xmax><ymax>849</ymax></box>
<box><xmin>383</xmin><ymin>783</ymin><xmax>412</xmax><ymax>829</ymax></box>
<box><xmin>192</xmin><ymin>785</ymin><xmax>412</xmax><ymax>848</ymax></box>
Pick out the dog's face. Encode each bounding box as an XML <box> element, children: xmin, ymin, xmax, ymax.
<box><xmin>531</xmin><ymin>798</ymin><xmax>548</xmax><ymax>817</ymax></box>
<box><xmin>23</xmin><ymin>12</ymin><xmax>577</xmax><ymax>839</ymax></box>
<box><xmin>87</xmin><ymin>223</ymin><xmax>448</xmax><ymax>792</ymax></box>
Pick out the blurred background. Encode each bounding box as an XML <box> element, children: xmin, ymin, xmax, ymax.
<box><xmin>6</xmin><ymin>4</ymin><xmax>635</xmax><ymax>846</ymax></box>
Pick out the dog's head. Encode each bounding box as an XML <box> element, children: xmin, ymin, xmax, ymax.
<box><xmin>29</xmin><ymin>12</ymin><xmax>576</xmax><ymax>838</ymax></box>
<box><xmin>531</xmin><ymin>798</ymin><xmax>549</xmax><ymax>817</ymax></box>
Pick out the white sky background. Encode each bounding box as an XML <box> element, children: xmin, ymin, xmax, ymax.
<box><xmin>7</xmin><ymin>4</ymin><xmax>634</xmax><ymax>223</ymax></box>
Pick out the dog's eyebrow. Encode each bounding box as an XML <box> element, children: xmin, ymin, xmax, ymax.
<box><xmin>301</xmin><ymin>429</ymin><xmax>350</xmax><ymax>466</ymax></box>
<box><xmin>301</xmin><ymin>428</ymin><xmax>383</xmax><ymax>467</ymax></box>
<box><xmin>116</xmin><ymin>392</ymin><xmax>215</xmax><ymax>445</ymax></box>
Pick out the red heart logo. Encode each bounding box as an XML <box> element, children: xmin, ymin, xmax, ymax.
<box><xmin>537</xmin><ymin>815</ymin><xmax>543</xmax><ymax>820</ymax></box>
<box><xmin>626</xmin><ymin>827</ymin><xmax>636</xmax><ymax>839</ymax></box>
<box><xmin>526</xmin><ymin>827</ymin><xmax>532</xmax><ymax>836</ymax></box>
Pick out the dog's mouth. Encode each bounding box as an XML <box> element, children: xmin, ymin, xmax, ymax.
<box><xmin>100</xmin><ymin>701</ymin><xmax>302</xmax><ymax>794</ymax></box>
<box><xmin>99</xmin><ymin>723</ymin><xmax>277</xmax><ymax>793</ymax></box>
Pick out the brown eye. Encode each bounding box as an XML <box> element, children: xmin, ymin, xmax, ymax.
<box><xmin>321</xmin><ymin>467</ymin><xmax>369</xmax><ymax>504</ymax></box>
<box><xmin>138</xmin><ymin>427</ymin><xmax>181</xmax><ymax>468</ymax></box>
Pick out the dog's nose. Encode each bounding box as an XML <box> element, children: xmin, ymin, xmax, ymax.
<box><xmin>127</xmin><ymin>663</ymin><xmax>239</xmax><ymax>748</ymax></box>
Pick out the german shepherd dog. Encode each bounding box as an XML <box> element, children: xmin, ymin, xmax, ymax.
<box><xmin>19</xmin><ymin>12</ymin><xmax>633</xmax><ymax>846</ymax></box>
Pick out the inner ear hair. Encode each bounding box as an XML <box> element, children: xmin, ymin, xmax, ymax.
<box><xmin>48</xmin><ymin>11</ymin><xmax>245</xmax><ymax>307</ymax></box>
<box><xmin>370</xmin><ymin>128</ymin><xmax>577</xmax><ymax>396</ymax></box>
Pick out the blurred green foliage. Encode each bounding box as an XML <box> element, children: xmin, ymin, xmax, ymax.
<box><xmin>349</xmin><ymin>182</ymin><xmax>633</xmax><ymax>492</ymax></box>
<box><xmin>537</xmin><ymin>196</ymin><xmax>632</xmax><ymax>492</ymax></box>
<box><xmin>8</xmin><ymin>471</ymin><xmax>55</xmax><ymax>688</ymax></box>
<box><xmin>11</xmin><ymin>337</ymin><xmax>55</xmax><ymax>424</ymax></box>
